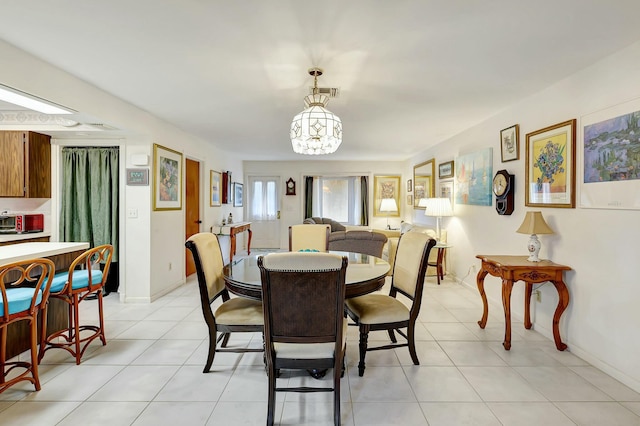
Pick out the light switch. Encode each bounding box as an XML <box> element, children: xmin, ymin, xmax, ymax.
<box><xmin>127</xmin><ymin>208</ymin><xmax>138</xmax><ymax>218</ymax></box>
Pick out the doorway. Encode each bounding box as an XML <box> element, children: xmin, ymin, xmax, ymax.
<box><xmin>247</xmin><ymin>175</ymin><xmax>280</xmax><ymax>248</ymax></box>
<box><xmin>185</xmin><ymin>158</ymin><xmax>201</xmax><ymax>276</ymax></box>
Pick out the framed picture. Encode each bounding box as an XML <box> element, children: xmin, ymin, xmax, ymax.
<box><xmin>580</xmin><ymin>98</ymin><xmax>640</xmax><ymax>210</ymax></box>
<box><xmin>373</xmin><ymin>175</ymin><xmax>401</xmax><ymax>217</ymax></box>
<box><xmin>455</xmin><ymin>148</ymin><xmax>493</xmax><ymax>206</ymax></box>
<box><xmin>407</xmin><ymin>194</ymin><xmax>413</xmax><ymax>205</ymax></box>
<box><xmin>152</xmin><ymin>143</ymin><xmax>182</xmax><ymax>211</ymax></box>
<box><xmin>500</xmin><ymin>124</ymin><xmax>520</xmax><ymax>162</ymax></box>
<box><xmin>233</xmin><ymin>182</ymin><xmax>243</xmax><ymax>207</ymax></box>
<box><xmin>210</xmin><ymin>170</ymin><xmax>221</xmax><ymax>207</ymax></box>
<box><xmin>439</xmin><ymin>180</ymin><xmax>454</xmax><ymax>207</ymax></box>
<box><xmin>525</xmin><ymin>119</ymin><xmax>576</xmax><ymax>208</ymax></box>
<box><xmin>407</xmin><ymin>179</ymin><xmax>412</xmax><ymax>192</ymax></box>
<box><xmin>414</xmin><ymin>176</ymin><xmax>431</xmax><ymax>205</ymax></box>
<box><xmin>222</xmin><ymin>171</ymin><xmax>232</xmax><ymax>204</ymax></box>
<box><xmin>438</xmin><ymin>161</ymin><xmax>454</xmax><ymax>179</ymax></box>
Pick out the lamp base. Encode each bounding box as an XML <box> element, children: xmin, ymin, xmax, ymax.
<box><xmin>526</xmin><ymin>234</ymin><xmax>542</xmax><ymax>262</ymax></box>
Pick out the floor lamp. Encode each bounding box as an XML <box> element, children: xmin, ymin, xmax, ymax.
<box><xmin>423</xmin><ymin>198</ymin><xmax>453</xmax><ymax>242</ymax></box>
<box><xmin>379</xmin><ymin>198</ymin><xmax>398</xmax><ymax>230</ymax></box>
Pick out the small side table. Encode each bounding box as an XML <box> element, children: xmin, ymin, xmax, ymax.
<box><xmin>475</xmin><ymin>255</ymin><xmax>571</xmax><ymax>351</ymax></box>
<box><xmin>429</xmin><ymin>243</ymin><xmax>451</xmax><ymax>285</ymax></box>
<box><xmin>212</xmin><ymin>222</ymin><xmax>252</xmax><ymax>262</ymax></box>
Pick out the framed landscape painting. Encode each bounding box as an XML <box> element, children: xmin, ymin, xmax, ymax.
<box><xmin>153</xmin><ymin>143</ymin><xmax>182</xmax><ymax>211</ymax></box>
<box><xmin>233</xmin><ymin>182</ymin><xmax>243</xmax><ymax>207</ymax></box>
<box><xmin>455</xmin><ymin>148</ymin><xmax>492</xmax><ymax>206</ymax></box>
<box><xmin>210</xmin><ymin>170</ymin><xmax>221</xmax><ymax>207</ymax></box>
<box><xmin>581</xmin><ymin>98</ymin><xmax>640</xmax><ymax>210</ymax></box>
<box><xmin>525</xmin><ymin>119</ymin><xmax>576</xmax><ymax>208</ymax></box>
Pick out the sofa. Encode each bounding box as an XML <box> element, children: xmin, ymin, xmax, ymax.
<box><xmin>302</xmin><ymin>217</ymin><xmax>388</xmax><ymax>257</ymax></box>
<box><xmin>382</xmin><ymin>222</ymin><xmax>446</xmax><ymax>277</ymax></box>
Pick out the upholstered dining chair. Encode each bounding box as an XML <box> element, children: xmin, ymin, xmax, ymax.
<box><xmin>1</xmin><ymin>258</ymin><xmax>54</xmax><ymax>393</ymax></box>
<box><xmin>258</xmin><ymin>252</ymin><xmax>348</xmax><ymax>426</ymax></box>
<box><xmin>289</xmin><ymin>224</ymin><xmax>330</xmax><ymax>252</ymax></box>
<box><xmin>39</xmin><ymin>245</ymin><xmax>113</xmax><ymax>365</ymax></box>
<box><xmin>185</xmin><ymin>232</ymin><xmax>263</xmax><ymax>373</ymax></box>
<box><xmin>345</xmin><ymin>232</ymin><xmax>436</xmax><ymax>376</ymax></box>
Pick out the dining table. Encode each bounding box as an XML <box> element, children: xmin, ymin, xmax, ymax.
<box><xmin>223</xmin><ymin>250</ymin><xmax>390</xmax><ymax>300</ymax></box>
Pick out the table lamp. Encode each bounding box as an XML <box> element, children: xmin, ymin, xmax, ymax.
<box><xmin>379</xmin><ymin>198</ymin><xmax>398</xmax><ymax>230</ymax></box>
<box><xmin>423</xmin><ymin>197</ymin><xmax>453</xmax><ymax>242</ymax></box>
<box><xmin>516</xmin><ymin>211</ymin><xmax>554</xmax><ymax>262</ymax></box>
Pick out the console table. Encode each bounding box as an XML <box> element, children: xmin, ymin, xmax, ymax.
<box><xmin>212</xmin><ymin>222</ymin><xmax>252</xmax><ymax>262</ymax></box>
<box><xmin>475</xmin><ymin>255</ymin><xmax>571</xmax><ymax>351</ymax></box>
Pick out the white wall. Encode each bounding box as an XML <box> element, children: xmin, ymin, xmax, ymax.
<box><xmin>407</xmin><ymin>40</ymin><xmax>640</xmax><ymax>392</ymax></box>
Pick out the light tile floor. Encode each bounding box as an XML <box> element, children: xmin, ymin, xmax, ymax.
<box><xmin>1</xmin><ymin>269</ymin><xmax>639</xmax><ymax>425</ymax></box>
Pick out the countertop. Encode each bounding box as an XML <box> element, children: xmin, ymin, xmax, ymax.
<box><xmin>0</xmin><ymin>232</ymin><xmax>51</xmax><ymax>243</ymax></box>
<box><xmin>0</xmin><ymin>241</ymin><xmax>89</xmax><ymax>264</ymax></box>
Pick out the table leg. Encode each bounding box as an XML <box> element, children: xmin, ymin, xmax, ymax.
<box><xmin>524</xmin><ymin>282</ymin><xmax>533</xmax><ymax>329</ymax></box>
<box><xmin>229</xmin><ymin>233</ymin><xmax>237</xmax><ymax>262</ymax></box>
<box><xmin>476</xmin><ymin>268</ymin><xmax>489</xmax><ymax>329</ymax></box>
<box><xmin>436</xmin><ymin>248</ymin><xmax>445</xmax><ymax>285</ymax></box>
<box><xmin>246</xmin><ymin>228</ymin><xmax>252</xmax><ymax>256</ymax></box>
<box><xmin>550</xmin><ymin>279</ymin><xmax>569</xmax><ymax>351</ymax></box>
<box><xmin>501</xmin><ymin>278</ymin><xmax>514</xmax><ymax>350</ymax></box>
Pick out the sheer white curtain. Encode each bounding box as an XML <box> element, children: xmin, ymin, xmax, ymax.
<box><xmin>310</xmin><ymin>176</ymin><xmax>363</xmax><ymax>225</ymax></box>
<box><xmin>249</xmin><ymin>177</ymin><xmax>278</xmax><ymax>220</ymax></box>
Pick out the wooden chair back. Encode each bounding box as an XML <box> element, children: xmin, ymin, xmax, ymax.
<box><xmin>391</xmin><ymin>232</ymin><xmax>436</xmax><ymax>313</ymax></box>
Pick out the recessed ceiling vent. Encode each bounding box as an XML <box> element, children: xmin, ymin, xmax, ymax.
<box><xmin>309</xmin><ymin>87</ymin><xmax>340</xmax><ymax>98</ymax></box>
<box><xmin>86</xmin><ymin>123</ymin><xmax>118</xmax><ymax>131</ymax></box>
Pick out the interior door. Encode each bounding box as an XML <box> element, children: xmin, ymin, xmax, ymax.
<box><xmin>247</xmin><ymin>176</ymin><xmax>280</xmax><ymax>248</ymax></box>
<box><xmin>185</xmin><ymin>158</ymin><xmax>200</xmax><ymax>276</ymax></box>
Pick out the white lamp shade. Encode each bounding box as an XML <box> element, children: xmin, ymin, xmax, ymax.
<box><xmin>423</xmin><ymin>198</ymin><xmax>453</xmax><ymax>217</ymax></box>
<box><xmin>418</xmin><ymin>198</ymin><xmax>429</xmax><ymax>207</ymax></box>
<box><xmin>379</xmin><ymin>198</ymin><xmax>398</xmax><ymax>213</ymax></box>
<box><xmin>290</xmin><ymin>94</ymin><xmax>342</xmax><ymax>155</ymax></box>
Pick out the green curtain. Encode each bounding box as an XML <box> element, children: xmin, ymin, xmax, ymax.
<box><xmin>304</xmin><ymin>176</ymin><xmax>314</xmax><ymax>219</ymax></box>
<box><xmin>60</xmin><ymin>147</ymin><xmax>119</xmax><ymax>261</ymax></box>
<box><xmin>360</xmin><ymin>175</ymin><xmax>369</xmax><ymax>226</ymax></box>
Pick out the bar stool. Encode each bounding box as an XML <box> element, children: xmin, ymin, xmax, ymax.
<box><xmin>1</xmin><ymin>258</ymin><xmax>55</xmax><ymax>393</ymax></box>
<box><xmin>38</xmin><ymin>245</ymin><xmax>114</xmax><ymax>364</ymax></box>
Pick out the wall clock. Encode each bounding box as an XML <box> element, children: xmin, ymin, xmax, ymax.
<box><xmin>286</xmin><ymin>178</ymin><xmax>296</xmax><ymax>195</ymax></box>
<box><xmin>492</xmin><ymin>169</ymin><xmax>514</xmax><ymax>215</ymax></box>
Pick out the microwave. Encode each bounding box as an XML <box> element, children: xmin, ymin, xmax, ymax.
<box><xmin>0</xmin><ymin>214</ymin><xmax>45</xmax><ymax>234</ymax></box>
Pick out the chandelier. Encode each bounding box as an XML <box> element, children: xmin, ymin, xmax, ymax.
<box><xmin>290</xmin><ymin>67</ymin><xmax>342</xmax><ymax>155</ymax></box>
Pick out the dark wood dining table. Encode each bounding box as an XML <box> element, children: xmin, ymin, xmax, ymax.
<box><xmin>223</xmin><ymin>251</ymin><xmax>390</xmax><ymax>300</ymax></box>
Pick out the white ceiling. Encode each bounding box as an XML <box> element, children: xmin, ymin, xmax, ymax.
<box><xmin>1</xmin><ymin>1</ymin><xmax>640</xmax><ymax>161</ymax></box>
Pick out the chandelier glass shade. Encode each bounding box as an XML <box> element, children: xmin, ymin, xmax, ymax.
<box><xmin>290</xmin><ymin>68</ymin><xmax>342</xmax><ymax>155</ymax></box>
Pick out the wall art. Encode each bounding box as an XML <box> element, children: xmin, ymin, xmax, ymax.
<box><xmin>455</xmin><ymin>148</ymin><xmax>493</xmax><ymax>206</ymax></box>
<box><xmin>153</xmin><ymin>143</ymin><xmax>182</xmax><ymax>211</ymax></box>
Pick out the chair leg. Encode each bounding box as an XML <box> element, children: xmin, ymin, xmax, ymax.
<box><xmin>387</xmin><ymin>329</ymin><xmax>397</xmax><ymax>343</ymax></box>
<box><xmin>334</xmin><ymin>354</ymin><xmax>342</xmax><ymax>426</ymax></box>
<box><xmin>72</xmin><ymin>293</ymin><xmax>82</xmax><ymax>365</ymax></box>
<box><xmin>203</xmin><ymin>324</ymin><xmax>218</xmax><ymax>373</ymax></box>
<box><xmin>0</xmin><ymin>325</ymin><xmax>6</xmax><ymax>386</ymax></box>
<box><xmin>220</xmin><ymin>332</ymin><xmax>231</xmax><ymax>348</ymax></box>
<box><xmin>29</xmin><ymin>317</ymin><xmax>41</xmax><ymax>391</ymax></box>
<box><xmin>266</xmin><ymin>360</ymin><xmax>276</xmax><ymax>426</ymax></box>
<box><xmin>358</xmin><ymin>325</ymin><xmax>370</xmax><ymax>377</ymax></box>
<box><xmin>407</xmin><ymin>322</ymin><xmax>419</xmax><ymax>365</ymax></box>
<box><xmin>97</xmin><ymin>289</ymin><xmax>107</xmax><ymax>346</ymax></box>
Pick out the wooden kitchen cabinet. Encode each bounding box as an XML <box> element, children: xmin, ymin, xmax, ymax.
<box><xmin>0</xmin><ymin>131</ymin><xmax>51</xmax><ymax>198</ymax></box>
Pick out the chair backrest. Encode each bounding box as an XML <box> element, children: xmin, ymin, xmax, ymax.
<box><xmin>64</xmin><ymin>244</ymin><xmax>114</xmax><ymax>293</ymax></box>
<box><xmin>289</xmin><ymin>224</ymin><xmax>331</xmax><ymax>252</ymax></box>
<box><xmin>0</xmin><ymin>258</ymin><xmax>55</xmax><ymax>321</ymax></box>
<box><xmin>185</xmin><ymin>233</ymin><xmax>227</xmax><ymax>305</ymax></box>
<box><xmin>258</xmin><ymin>252</ymin><xmax>347</xmax><ymax>346</ymax></box>
<box><xmin>390</xmin><ymin>232</ymin><xmax>436</xmax><ymax>310</ymax></box>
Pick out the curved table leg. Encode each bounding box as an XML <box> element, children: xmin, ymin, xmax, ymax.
<box><xmin>550</xmin><ymin>279</ymin><xmax>569</xmax><ymax>351</ymax></box>
<box><xmin>246</xmin><ymin>228</ymin><xmax>252</xmax><ymax>255</ymax></box>
<box><xmin>501</xmin><ymin>279</ymin><xmax>514</xmax><ymax>350</ymax></box>
<box><xmin>476</xmin><ymin>269</ymin><xmax>489</xmax><ymax>329</ymax></box>
<box><xmin>524</xmin><ymin>282</ymin><xmax>533</xmax><ymax>329</ymax></box>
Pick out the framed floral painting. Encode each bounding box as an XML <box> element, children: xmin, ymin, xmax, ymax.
<box><xmin>373</xmin><ymin>175</ymin><xmax>401</xmax><ymax>217</ymax></box>
<box><xmin>525</xmin><ymin>119</ymin><xmax>576</xmax><ymax>208</ymax></box>
<box><xmin>153</xmin><ymin>143</ymin><xmax>182</xmax><ymax>211</ymax></box>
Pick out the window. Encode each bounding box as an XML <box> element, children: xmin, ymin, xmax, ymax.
<box><xmin>311</xmin><ymin>176</ymin><xmax>362</xmax><ymax>224</ymax></box>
